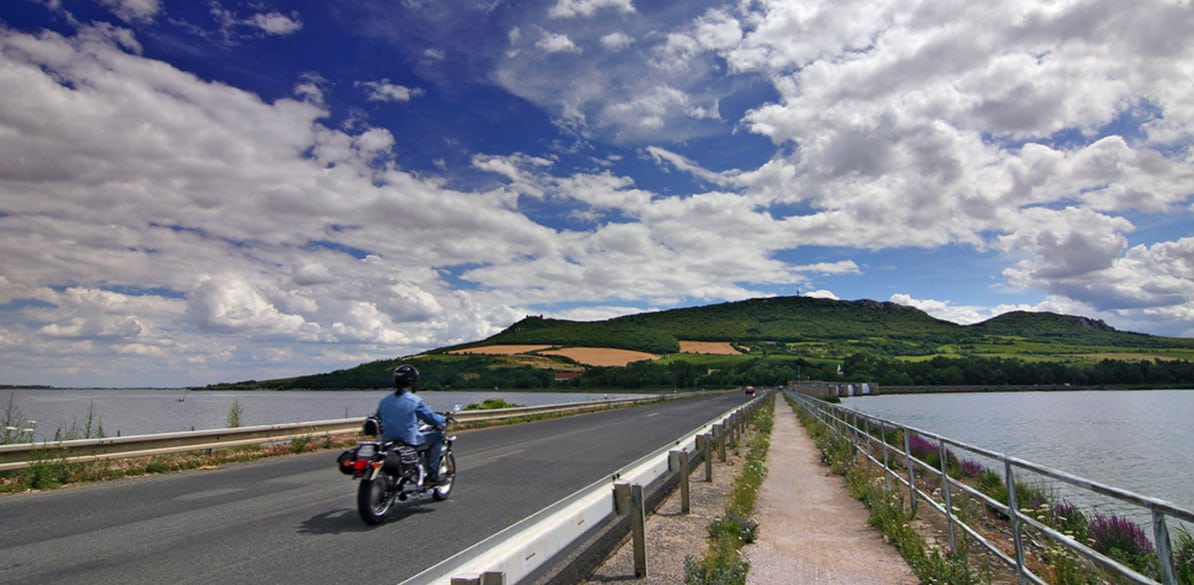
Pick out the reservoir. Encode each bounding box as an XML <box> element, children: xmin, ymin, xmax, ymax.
<box><xmin>841</xmin><ymin>389</ymin><xmax>1194</xmax><ymax>525</ymax></box>
<box><xmin>1</xmin><ymin>388</ymin><xmax>649</xmax><ymax>442</ymax></box>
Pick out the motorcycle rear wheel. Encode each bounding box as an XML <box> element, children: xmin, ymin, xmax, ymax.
<box><xmin>357</xmin><ymin>476</ymin><xmax>394</xmax><ymax>524</ymax></box>
<box><xmin>432</xmin><ymin>452</ymin><xmax>456</xmax><ymax>501</ymax></box>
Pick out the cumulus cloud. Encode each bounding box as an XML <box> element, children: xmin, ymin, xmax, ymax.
<box><xmin>356</xmin><ymin>79</ymin><xmax>425</xmax><ymax>103</ymax></box>
<box><xmin>536</xmin><ymin>31</ymin><xmax>582</xmax><ymax>54</ymax></box>
<box><xmin>249</xmin><ymin>11</ymin><xmax>302</xmax><ymax>35</ymax></box>
<box><xmin>99</xmin><ymin>0</ymin><xmax>162</xmax><ymax>24</ymax></box>
<box><xmin>548</xmin><ymin>0</ymin><xmax>636</xmax><ymax>20</ymax></box>
<box><xmin>600</xmin><ymin>31</ymin><xmax>633</xmax><ymax>52</ymax></box>
<box><xmin>3</xmin><ymin>0</ymin><xmax>1194</xmax><ymax>386</ymax></box>
<box><xmin>889</xmin><ymin>293</ymin><xmax>1041</xmax><ymax>326</ymax></box>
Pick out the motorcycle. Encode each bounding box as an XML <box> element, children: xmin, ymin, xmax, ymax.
<box><xmin>336</xmin><ymin>411</ymin><xmax>457</xmax><ymax>525</ymax></box>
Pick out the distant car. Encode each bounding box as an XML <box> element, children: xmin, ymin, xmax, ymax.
<box><xmin>744</xmin><ymin>386</ymin><xmax>756</xmax><ymax>396</ymax></box>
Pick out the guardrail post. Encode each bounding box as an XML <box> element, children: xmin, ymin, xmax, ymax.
<box><xmin>1153</xmin><ymin>510</ymin><xmax>1177</xmax><ymax>585</ymax></box>
<box><xmin>881</xmin><ymin>423</ymin><xmax>891</xmax><ymax>493</ymax></box>
<box><xmin>670</xmin><ymin>450</ymin><xmax>690</xmax><ymax>514</ymax></box>
<box><xmin>904</xmin><ymin>431</ymin><xmax>916</xmax><ymax>516</ymax></box>
<box><xmin>698</xmin><ymin>434</ymin><xmax>712</xmax><ymax>481</ymax></box>
<box><xmin>614</xmin><ymin>482</ymin><xmax>631</xmax><ymax>514</ymax></box>
<box><xmin>938</xmin><ymin>438</ymin><xmax>956</xmax><ymax>552</ymax></box>
<box><xmin>629</xmin><ymin>483</ymin><xmax>648</xmax><ymax>578</ymax></box>
<box><xmin>715</xmin><ymin>423</ymin><xmax>726</xmax><ymax>462</ymax></box>
<box><xmin>1004</xmin><ymin>459</ymin><xmax>1027</xmax><ymax>585</ymax></box>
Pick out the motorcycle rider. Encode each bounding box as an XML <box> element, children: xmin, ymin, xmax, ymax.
<box><xmin>376</xmin><ymin>364</ymin><xmax>447</xmax><ymax>483</ymax></box>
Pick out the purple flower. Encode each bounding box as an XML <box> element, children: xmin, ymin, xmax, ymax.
<box><xmin>1089</xmin><ymin>514</ymin><xmax>1154</xmax><ymax>557</ymax></box>
<box><xmin>959</xmin><ymin>458</ymin><xmax>984</xmax><ymax>478</ymax></box>
<box><xmin>907</xmin><ymin>433</ymin><xmax>937</xmax><ymax>459</ymax></box>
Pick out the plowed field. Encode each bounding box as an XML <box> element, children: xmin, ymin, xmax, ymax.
<box><xmin>678</xmin><ymin>341</ymin><xmax>742</xmax><ymax>355</ymax></box>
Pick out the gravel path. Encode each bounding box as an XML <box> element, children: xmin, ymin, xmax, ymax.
<box><xmin>743</xmin><ymin>401</ymin><xmax>919</xmax><ymax>585</ymax></box>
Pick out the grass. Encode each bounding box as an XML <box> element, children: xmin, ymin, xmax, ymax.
<box><xmin>684</xmin><ymin>393</ymin><xmax>773</xmax><ymax>585</ymax></box>
<box><xmin>0</xmin><ymin>433</ymin><xmax>351</xmax><ymax>494</ymax></box>
<box><xmin>462</xmin><ymin>398</ymin><xmax>523</xmax><ymax>410</ymax></box>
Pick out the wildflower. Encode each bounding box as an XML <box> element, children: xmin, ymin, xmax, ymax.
<box><xmin>4</xmin><ymin>426</ymin><xmax>16</xmax><ymax>432</ymax></box>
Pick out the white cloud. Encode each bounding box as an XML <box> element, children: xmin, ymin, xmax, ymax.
<box><xmin>357</xmin><ymin>79</ymin><xmax>424</xmax><ymax>103</ymax></box>
<box><xmin>537</xmin><ymin>31</ymin><xmax>582</xmax><ymax>54</ymax></box>
<box><xmin>549</xmin><ymin>0</ymin><xmax>636</xmax><ymax>19</ymax></box>
<box><xmin>249</xmin><ymin>11</ymin><xmax>302</xmax><ymax>35</ymax></box>
<box><xmin>600</xmin><ymin>32</ymin><xmax>634</xmax><ymax>52</ymax></box>
<box><xmin>889</xmin><ymin>293</ymin><xmax>1037</xmax><ymax>326</ymax></box>
<box><xmin>99</xmin><ymin>0</ymin><xmax>162</xmax><ymax>24</ymax></box>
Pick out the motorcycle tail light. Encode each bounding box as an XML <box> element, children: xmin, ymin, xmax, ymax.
<box><xmin>352</xmin><ymin>459</ymin><xmax>369</xmax><ymax>471</ymax></box>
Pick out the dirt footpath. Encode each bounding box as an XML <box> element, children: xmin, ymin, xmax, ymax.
<box><xmin>743</xmin><ymin>402</ymin><xmax>919</xmax><ymax>585</ymax></box>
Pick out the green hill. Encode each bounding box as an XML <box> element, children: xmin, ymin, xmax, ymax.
<box><xmin>472</xmin><ymin>297</ymin><xmax>966</xmax><ymax>353</ymax></box>
<box><xmin>204</xmin><ymin>296</ymin><xmax>1194</xmax><ymax>391</ymax></box>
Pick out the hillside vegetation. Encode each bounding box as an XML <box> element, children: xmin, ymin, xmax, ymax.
<box><xmin>204</xmin><ymin>296</ymin><xmax>1194</xmax><ymax>391</ymax></box>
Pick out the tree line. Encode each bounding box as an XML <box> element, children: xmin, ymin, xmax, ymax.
<box><xmin>204</xmin><ymin>353</ymin><xmax>1194</xmax><ymax>391</ymax></box>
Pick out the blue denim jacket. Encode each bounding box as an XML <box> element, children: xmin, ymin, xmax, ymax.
<box><xmin>377</xmin><ymin>390</ymin><xmax>445</xmax><ymax>445</ymax></box>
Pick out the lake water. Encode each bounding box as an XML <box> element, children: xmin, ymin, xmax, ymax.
<box><xmin>841</xmin><ymin>389</ymin><xmax>1194</xmax><ymax>527</ymax></box>
<box><xmin>0</xmin><ymin>388</ymin><xmax>650</xmax><ymax>441</ymax></box>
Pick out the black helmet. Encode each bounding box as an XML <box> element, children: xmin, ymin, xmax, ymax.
<box><xmin>393</xmin><ymin>364</ymin><xmax>419</xmax><ymax>389</ymax></box>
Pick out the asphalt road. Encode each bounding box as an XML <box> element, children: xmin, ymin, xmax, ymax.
<box><xmin>0</xmin><ymin>392</ymin><xmax>745</xmax><ymax>585</ymax></box>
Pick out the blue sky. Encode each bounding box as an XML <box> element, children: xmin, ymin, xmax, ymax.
<box><xmin>1</xmin><ymin>0</ymin><xmax>1192</xmax><ymax>387</ymax></box>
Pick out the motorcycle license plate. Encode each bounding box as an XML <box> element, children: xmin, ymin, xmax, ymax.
<box><xmin>356</xmin><ymin>443</ymin><xmax>377</xmax><ymax>458</ymax></box>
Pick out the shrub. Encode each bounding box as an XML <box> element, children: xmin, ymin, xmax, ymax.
<box><xmin>976</xmin><ymin>468</ymin><xmax>1004</xmax><ymax>501</ymax></box>
<box><xmin>463</xmin><ymin>398</ymin><xmax>522</xmax><ymax>410</ymax></box>
<box><xmin>2</xmin><ymin>393</ymin><xmax>37</xmax><ymax>445</ymax></box>
<box><xmin>25</xmin><ymin>446</ymin><xmax>78</xmax><ymax>490</ymax></box>
<box><xmin>708</xmin><ymin>511</ymin><xmax>759</xmax><ymax>545</ymax></box>
<box><xmin>289</xmin><ymin>435</ymin><xmax>311</xmax><ymax>454</ymax></box>
<box><xmin>907</xmin><ymin>433</ymin><xmax>940</xmax><ymax>468</ymax></box>
<box><xmin>1048</xmin><ymin>500</ymin><xmax>1089</xmax><ymax>542</ymax></box>
<box><xmin>1175</xmin><ymin>526</ymin><xmax>1194</xmax><ymax>585</ymax></box>
<box><xmin>1088</xmin><ymin>514</ymin><xmax>1156</xmax><ymax>578</ymax></box>
<box><xmin>684</xmin><ymin>552</ymin><xmax>749</xmax><ymax>585</ymax></box>
<box><xmin>958</xmin><ymin>458</ymin><xmax>984</xmax><ymax>479</ymax></box>
<box><xmin>227</xmin><ymin>399</ymin><xmax>243</xmax><ymax>428</ymax></box>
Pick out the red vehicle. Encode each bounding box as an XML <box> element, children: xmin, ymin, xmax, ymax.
<box><xmin>744</xmin><ymin>386</ymin><xmax>756</xmax><ymax>396</ymax></box>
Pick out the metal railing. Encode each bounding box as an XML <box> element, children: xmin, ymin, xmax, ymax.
<box><xmin>0</xmin><ymin>394</ymin><xmax>685</xmax><ymax>472</ymax></box>
<box><xmin>787</xmin><ymin>390</ymin><xmax>1194</xmax><ymax>585</ymax></box>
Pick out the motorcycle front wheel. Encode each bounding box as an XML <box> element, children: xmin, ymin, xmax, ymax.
<box><xmin>432</xmin><ymin>452</ymin><xmax>456</xmax><ymax>501</ymax></box>
<box><xmin>357</xmin><ymin>476</ymin><xmax>394</xmax><ymax>524</ymax></box>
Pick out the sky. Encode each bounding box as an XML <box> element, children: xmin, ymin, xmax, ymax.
<box><xmin>1</xmin><ymin>0</ymin><xmax>1192</xmax><ymax>388</ymax></box>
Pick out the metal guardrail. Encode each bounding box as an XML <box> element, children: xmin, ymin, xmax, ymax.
<box><xmin>787</xmin><ymin>390</ymin><xmax>1194</xmax><ymax>585</ymax></box>
<box><xmin>0</xmin><ymin>395</ymin><xmax>684</xmax><ymax>472</ymax></box>
<box><xmin>402</xmin><ymin>390</ymin><xmax>771</xmax><ymax>585</ymax></box>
